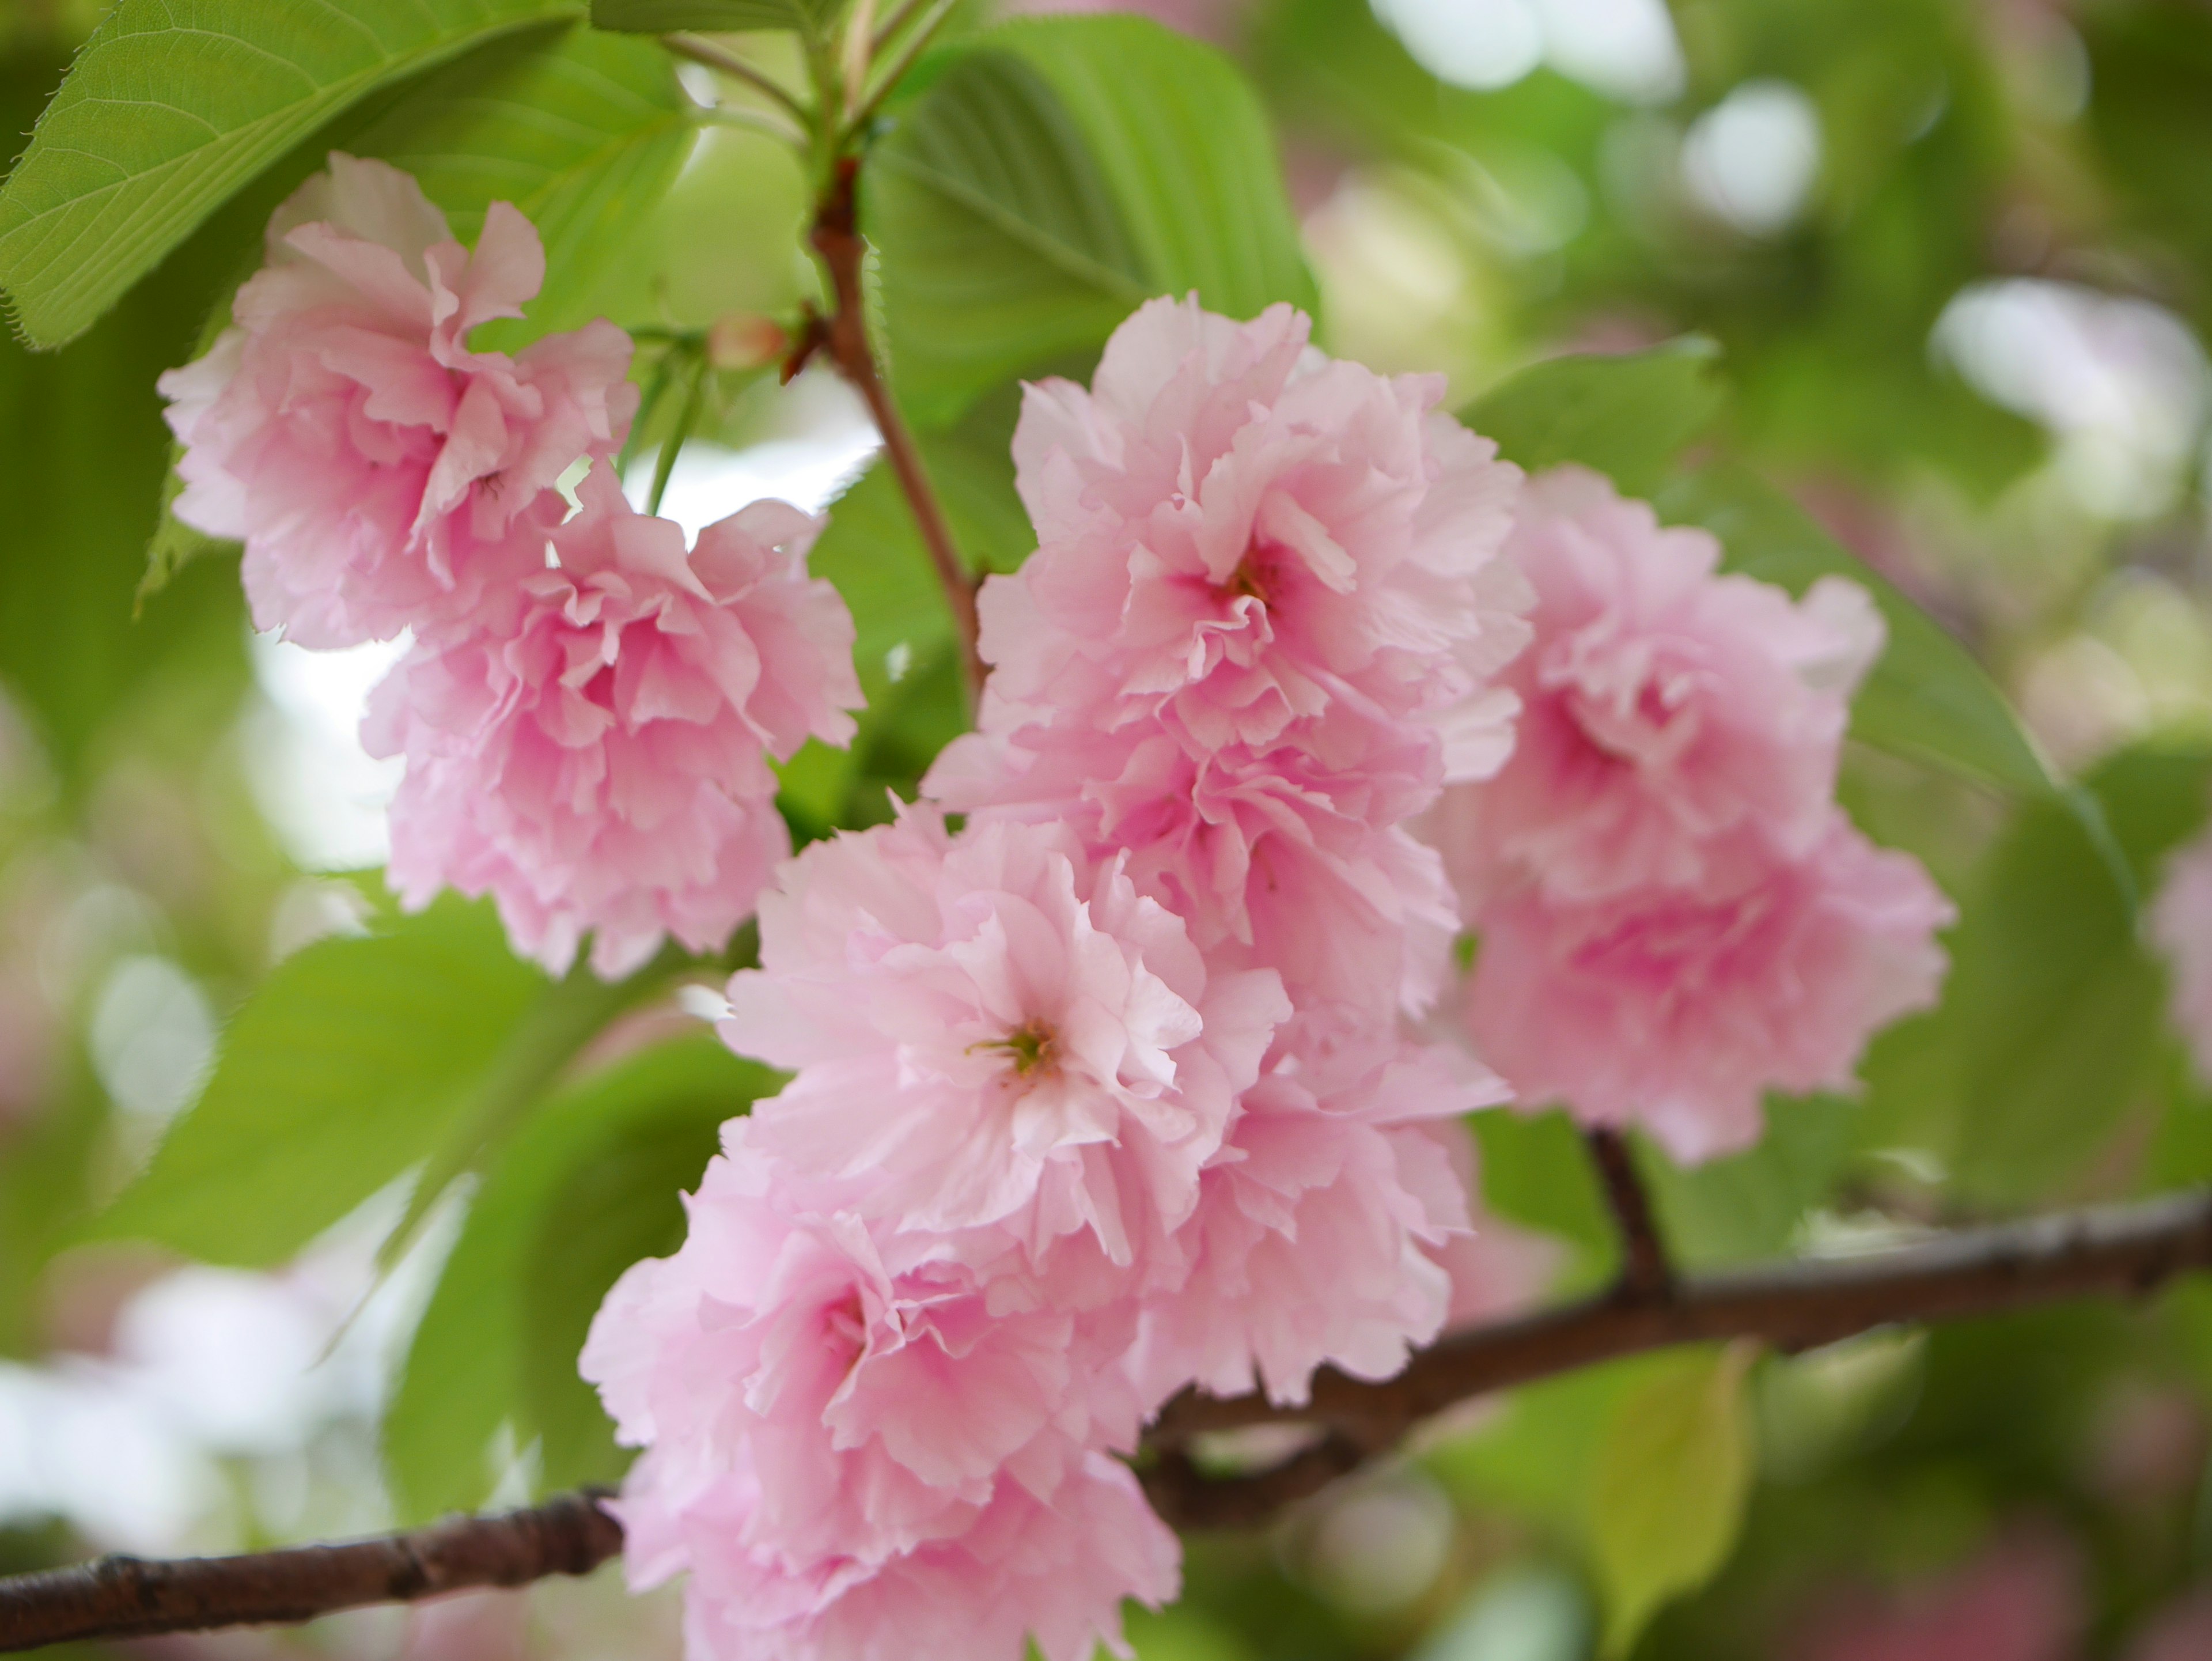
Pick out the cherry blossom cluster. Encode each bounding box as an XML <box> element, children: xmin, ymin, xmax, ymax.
<box><xmin>1423</xmin><ymin>467</ymin><xmax>1957</xmax><ymax>1163</ymax></box>
<box><xmin>582</xmin><ymin>298</ymin><xmax>1551</xmax><ymax>1661</ymax></box>
<box><xmin>162</xmin><ymin>159</ymin><xmax>1959</xmax><ymax>1661</ymax></box>
<box><xmin>161</xmin><ymin>155</ymin><xmax>861</xmax><ymax>975</ymax></box>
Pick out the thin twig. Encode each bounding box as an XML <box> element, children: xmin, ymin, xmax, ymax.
<box><xmin>662</xmin><ymin>32</ymin><xmax>813</xmax><ymax>125</ymax></box>
<box><xmin>647</xmin><ymin>354</ymin><xmax>710</xmax><ymax>518</ymax></box>
<box><xmin>807</xmin><ymin>158</ymin><xmax>984</xmax><ymax>701</ymax></box>
<box><xmin>0</xmin><ymin>1492</ymin><xmax>619</xmax><ymax>1654</ymax></box>
<box><xmin>9</xmin><ymin>1191</ymin><xmax>2212</xmax><ymax>1648</ymax></box>
<box><xmin>870</xmin><ymin>0</ymin><xmax>935</xmax><ymax>54</ymax></box>
<box><xmin>844</xmin><ymin>0</ymin><xmax>959</xmax><ymax>139</ymax></box>
<box><xmin>1585</xmin><ymin>1126</ymin><xmax>1675</xmax><ymax>1301</ymax></box>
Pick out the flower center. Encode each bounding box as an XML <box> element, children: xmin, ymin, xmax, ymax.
<box><xmin>972</xmin><ymin>1019</ymin><xmax>1057</xmax><ymax>1079</ymax></box>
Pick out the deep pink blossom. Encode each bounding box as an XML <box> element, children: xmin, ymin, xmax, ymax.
<box><xmin>1461</xmin><ymin>815</ymin><xmax>1954</xmax><ymax>1164</ymax></box>
<box><xmin>1128</xmin><ymin>1020</ymin><xmax>1506</xmax><ymax>1406</ymax></box>
<box><xmin>365</xmin><ymin>470</ymin><xmax>860</xmax><ymax>977</ymax></box>
<box><xmin>583</xmin><ymin>1126</ymin><xmax>1175</xmax><ymax>1661</ymax></box>
<box><xmin>2152</xmin><ymin>827</ymin><xmax>2212</xmax><ymax>1085</ymax></box>
<box><xmin>927</xmin><ymin>296</ymin><xmax>1528</xmax><ymax>1017</ymax></box>
<box><xmin>721</xmin><ymin>807</ymin><xmax>1288</xmax><ymax>1274</ymax></box>
<box><xmin>1430</xmin><ymin>466</ymin><xmax>1884</xmax><ymax>914</ymax></box>
<box><xmin>159</xmin><ymin>153</ymin><xmax>637</xmax><ymax>648</ymax></box>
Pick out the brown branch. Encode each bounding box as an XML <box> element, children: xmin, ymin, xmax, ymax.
<box><xmin>0</xmin><ymin>1491</ymin><xmax>620</xmax><ymax>1654</ymax></box>
<box><xmin>1585</xmin><ymin>1126</ymin><xmax>1675</xmax><ymax>1301</ymax></box>
<box><xmin>8</xmin><ymin>1191</ymin><xmax>2212</xmax><ymax>1648</ymax></box>
<box><xmin>1143</xmin><ymin>1186</ymin><xmax>2212</xmax><ymax>1527</ymax></box>
<box><xmin>808</xmin><ymin>158</ymin><xmax>985</xmax><ymax>703</ymax></box>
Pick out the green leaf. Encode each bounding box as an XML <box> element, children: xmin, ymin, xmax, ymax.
<box><xmin>1460</xmin><ymin>338</ymin><xmax>1726</xmax><ymax>497</ymax></box>
<box><xmin>89</xmin><ymin>896</ymin><xmax>546</xmax><ymax>1268</ymax></box>
<box><xmin>866</xmin><ymin>14</ymin><xmax>1315</xmax><ymax>426</ymax></box>
<box><xmin>1588</xmin><ymin>1345</ymin><xmax>1758</xmax><ymax>1656</ymax></box>
<box><xmin>1467</xmin><ymin>1106</ymin><xmax>1612</xmax><ymax>1292</ymax></box>
<box><xmin>347</xmin><ymin>23</ymin><xmax>694</xmax><ymax>344</ymax></box>
<box><xmin>589</xmin><ymin>0</ymin><xmax>844</xmax><ymax>33</ymax></box>
<box><xmin>1934</xmin><ymin>743</ymin><xmax>2212</xmax><ymax>1204</ymax></box>
<box><xmin>384</xmin><ymin>1035</ymin><xmax>771</xmax><ymax>1520</ymax></box>
<box><xmin>0</xmin><ymin>1</ymin><xmax>586</xmax><ymax>349</ymax></box>
<box><xmin>1657</xmin><ymin>466</ymin><xmax>2055</xmax><ymax>802</ymax></box>
<box><xmin>1642</xmin><ymin>1095</ymin><xmax>1855</xmax><ymax>1270</ymax></box>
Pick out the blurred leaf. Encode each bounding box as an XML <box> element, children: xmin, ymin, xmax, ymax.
<box><xmin>0</xmin><ymin>1</ymin><xmax>584</xmax><ymax>348</ymax></box>
<box><xmin>1643</xmin><ymin>1095</ymin><xmax>1855</xmax><ymax>1269</ymax></box>
<box><xmin>1425</xmin><ymin>1353</ymin><xmax>1665</xmax><ymax>1539</ymax></box>
<box><xmin>1936</xmin><ymin>744</ymin><xmax>2212</xmax><ymax>1205</ymax></box>
<box><xmin>1588</xmin><ymin>1345</ymin><xmax>1758</xmax><ymax>1656</ymax></box>
<box><xmin>89</xmin><ymin>896</ymin><xmax>546</xmax><ymax>1267</ymax></box>
<box><xmin>1658</xmin><ymin>466</ymin><xmax>2054</xmax><ymax>802</ymax></box>
<box><xmin>385</xmin><ymin>1035</ymin><xmax>770</xmax><ymax>1520</ymax></box>
<box><xmin>589</xmin><ymin>0</ymin><xmax>844</xmax><ymax>32</ymax></box>
<box><xmin>2085</xmin><ymin>2</ymin><xmax>2212</xmax><ymax>332</ymax></box>
<box><xmin>867</xmin><ymin>14</ymin><xmax>1315</xmax><ymax>426</ymax></box>
<box><xmin>1468</xmin><ymin>1106</ymin><xmax>1612</xmax><ymax>1289</ymax></box>
<box><xmin>1460</xmin><ymin>338</ymin><xmax>1725</xmax><ymax>497</ymax></box>
<box><xmin>348</xmin><ymin>23</ymin><xmax>694</xmax><ymax>345</ymax></box>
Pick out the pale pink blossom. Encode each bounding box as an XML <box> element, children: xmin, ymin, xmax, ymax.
<box><xmin>927</xmin><ymin>296</ymin><xmax>1528</xmax><ymax>1017</ymax></box>
<box><xmin>583</xmin><ymin>1126</ymin><xmax>1175</xmax><ymax>1661</ymax></box>
<box><xmin>664</xmin><ymin>1446</ymin><xmax>1176</xmax><ymax>1661</ymax></box>
<box><xmin>159</xmin><ymin>153</ymin><xmax>637</xmax><ymax>648</ymax></box>
<box><xmin>364</xmin><ymin>470</ymin><xmax>860</xmax><ymax>977</ymax></box>
<box><xmin>2152</xmin><ymin>827</ymin><xmax>2212</xmax><ymax>1085</ymax></box>
<box><xmin>1129</xmin><ymin>1021</ymin><xmax>1508</xmax><ymax>1406</ymax></box>
<box><xmin>1430</xmin><ymin>466</ymin><xmax>1884</xmax><ymax>914</ymax></box>
<box><xmin>721</xmin><ymin>807</ymin><xmax>1288</xmax><ymax>1274</ymax></box>
<box><xmin>1460</xmin><ymin>815</ymin><xmax>1954</xmax><ymax>1164</ymax></box>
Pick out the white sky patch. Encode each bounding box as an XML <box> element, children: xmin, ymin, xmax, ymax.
<box><xmin>1370</xmin><ymin>0</ymin><xmax>1684</xmax><ymax>104</ymax></box>
<box><xmin>243</xmin><ymin>632</ymin><xmax>409</xmax><ymax>872</ymax></box>
<box><xmin>1680</xmin><ymin>80</ymin><xmax>1824</xmax><ymax>236</ymax></box>
<box><xmin>0</xmin><ymin>1186</ymin><xmax>464</xmax><ymax>1552</ymax></box>
<box><xmin>625</xmin><ymin>370</ymin><xmax>881</xmax><ymax>539</ymax></box>
<box><xmin>1934</xmin><ymin>279</ymin><xmax>2211</xmax><ymax>520</ymax></box>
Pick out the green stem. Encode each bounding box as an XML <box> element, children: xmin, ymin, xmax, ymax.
<box><xmin>646</xmin><ymin>354</ymin><xmax>710</xmax><ymax>518</ymax></box>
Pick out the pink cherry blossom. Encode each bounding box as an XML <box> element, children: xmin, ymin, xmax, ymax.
<box><xmin>721</xmin><ymin>806</ymin><xmax>1289</xmax><ymax>1274</ymax></box>
<box><xmin>2152</xmin><ymin>826</ymin><xmax>2212</xmax><ymax>1085</ymax></box>
<box><xmin>583</xmin><ymin>1125</ymin><xmax>1175</xmax><ymax>1661</ymax></box>
<box><xmin>365</xmin><ymin>470</ymin><xmax>861</xmax><ymax>977</ymax></box>
<box><xmin>927</xmin><ymin>296</ymin><xmax>1529</xmax><ymax>1017</ymax></box>
<box><xmin>158</xmin><ymin>153</ymin><xmax>637</xmax><ymax>648</ymax></box>
<box><xmin>1129</xmin><ymin>1020</ymin><xmax>1508</xmax><ymax>1406</ymax></box>
<box><xmin>1429</xmin><ymin>465</ymin><xmax>1884</xmax><ymax>914</ymax></box>
<box><xmin>1460</xmin><ymin>814</ymin><xmax>1954</xmax><ymax>1164</ymax></box>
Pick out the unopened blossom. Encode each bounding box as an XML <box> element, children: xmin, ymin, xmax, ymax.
<box><xmin>927</xmin><ymin>296</ymin><xmax>1528</xmax><ymax>1017</ymax></box>
<box><xmin>583</xmin><ymin>1125</ymin><xmax>1175</xmax><ymax>1661</ymax></box>
<box><xmin>722</xmin><ymin>806</ymin><xmax>1289</xmax><ymax>1274</ymax></box>
<box><xmin>365</xmin><ymin>470</ymin><xmax>860</xmax><ymax>977</ymax></box>
<box><xmin>159</xmin><ymin>152</ymin><xmax>636</xmax><ymax>648</ymax></box>
<box><xmin>1129</xmin><ymin>1019</ymin><xmax>1507</xmax><ymax>1406</ymax></box>
<box><xmin>2152</xmin><ymin>826</ymin><xmax>2212</xmax><ymax>1085</ymax></box>
<box><xmin>1430</xmin><ymin>466</ymin><xmax>1884</xmax><ymax>914</ymax></box>
<box><xmin>1461</xmin><ymin>814</ymin><xmax>1954</xmax><ymax>1164</ymax></box>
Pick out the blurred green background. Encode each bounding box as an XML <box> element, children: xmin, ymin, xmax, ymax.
<box><xmin>7</xmin><ymin>0</ymin><xmax>2212</xmax><ymax>1657</ymax></box>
